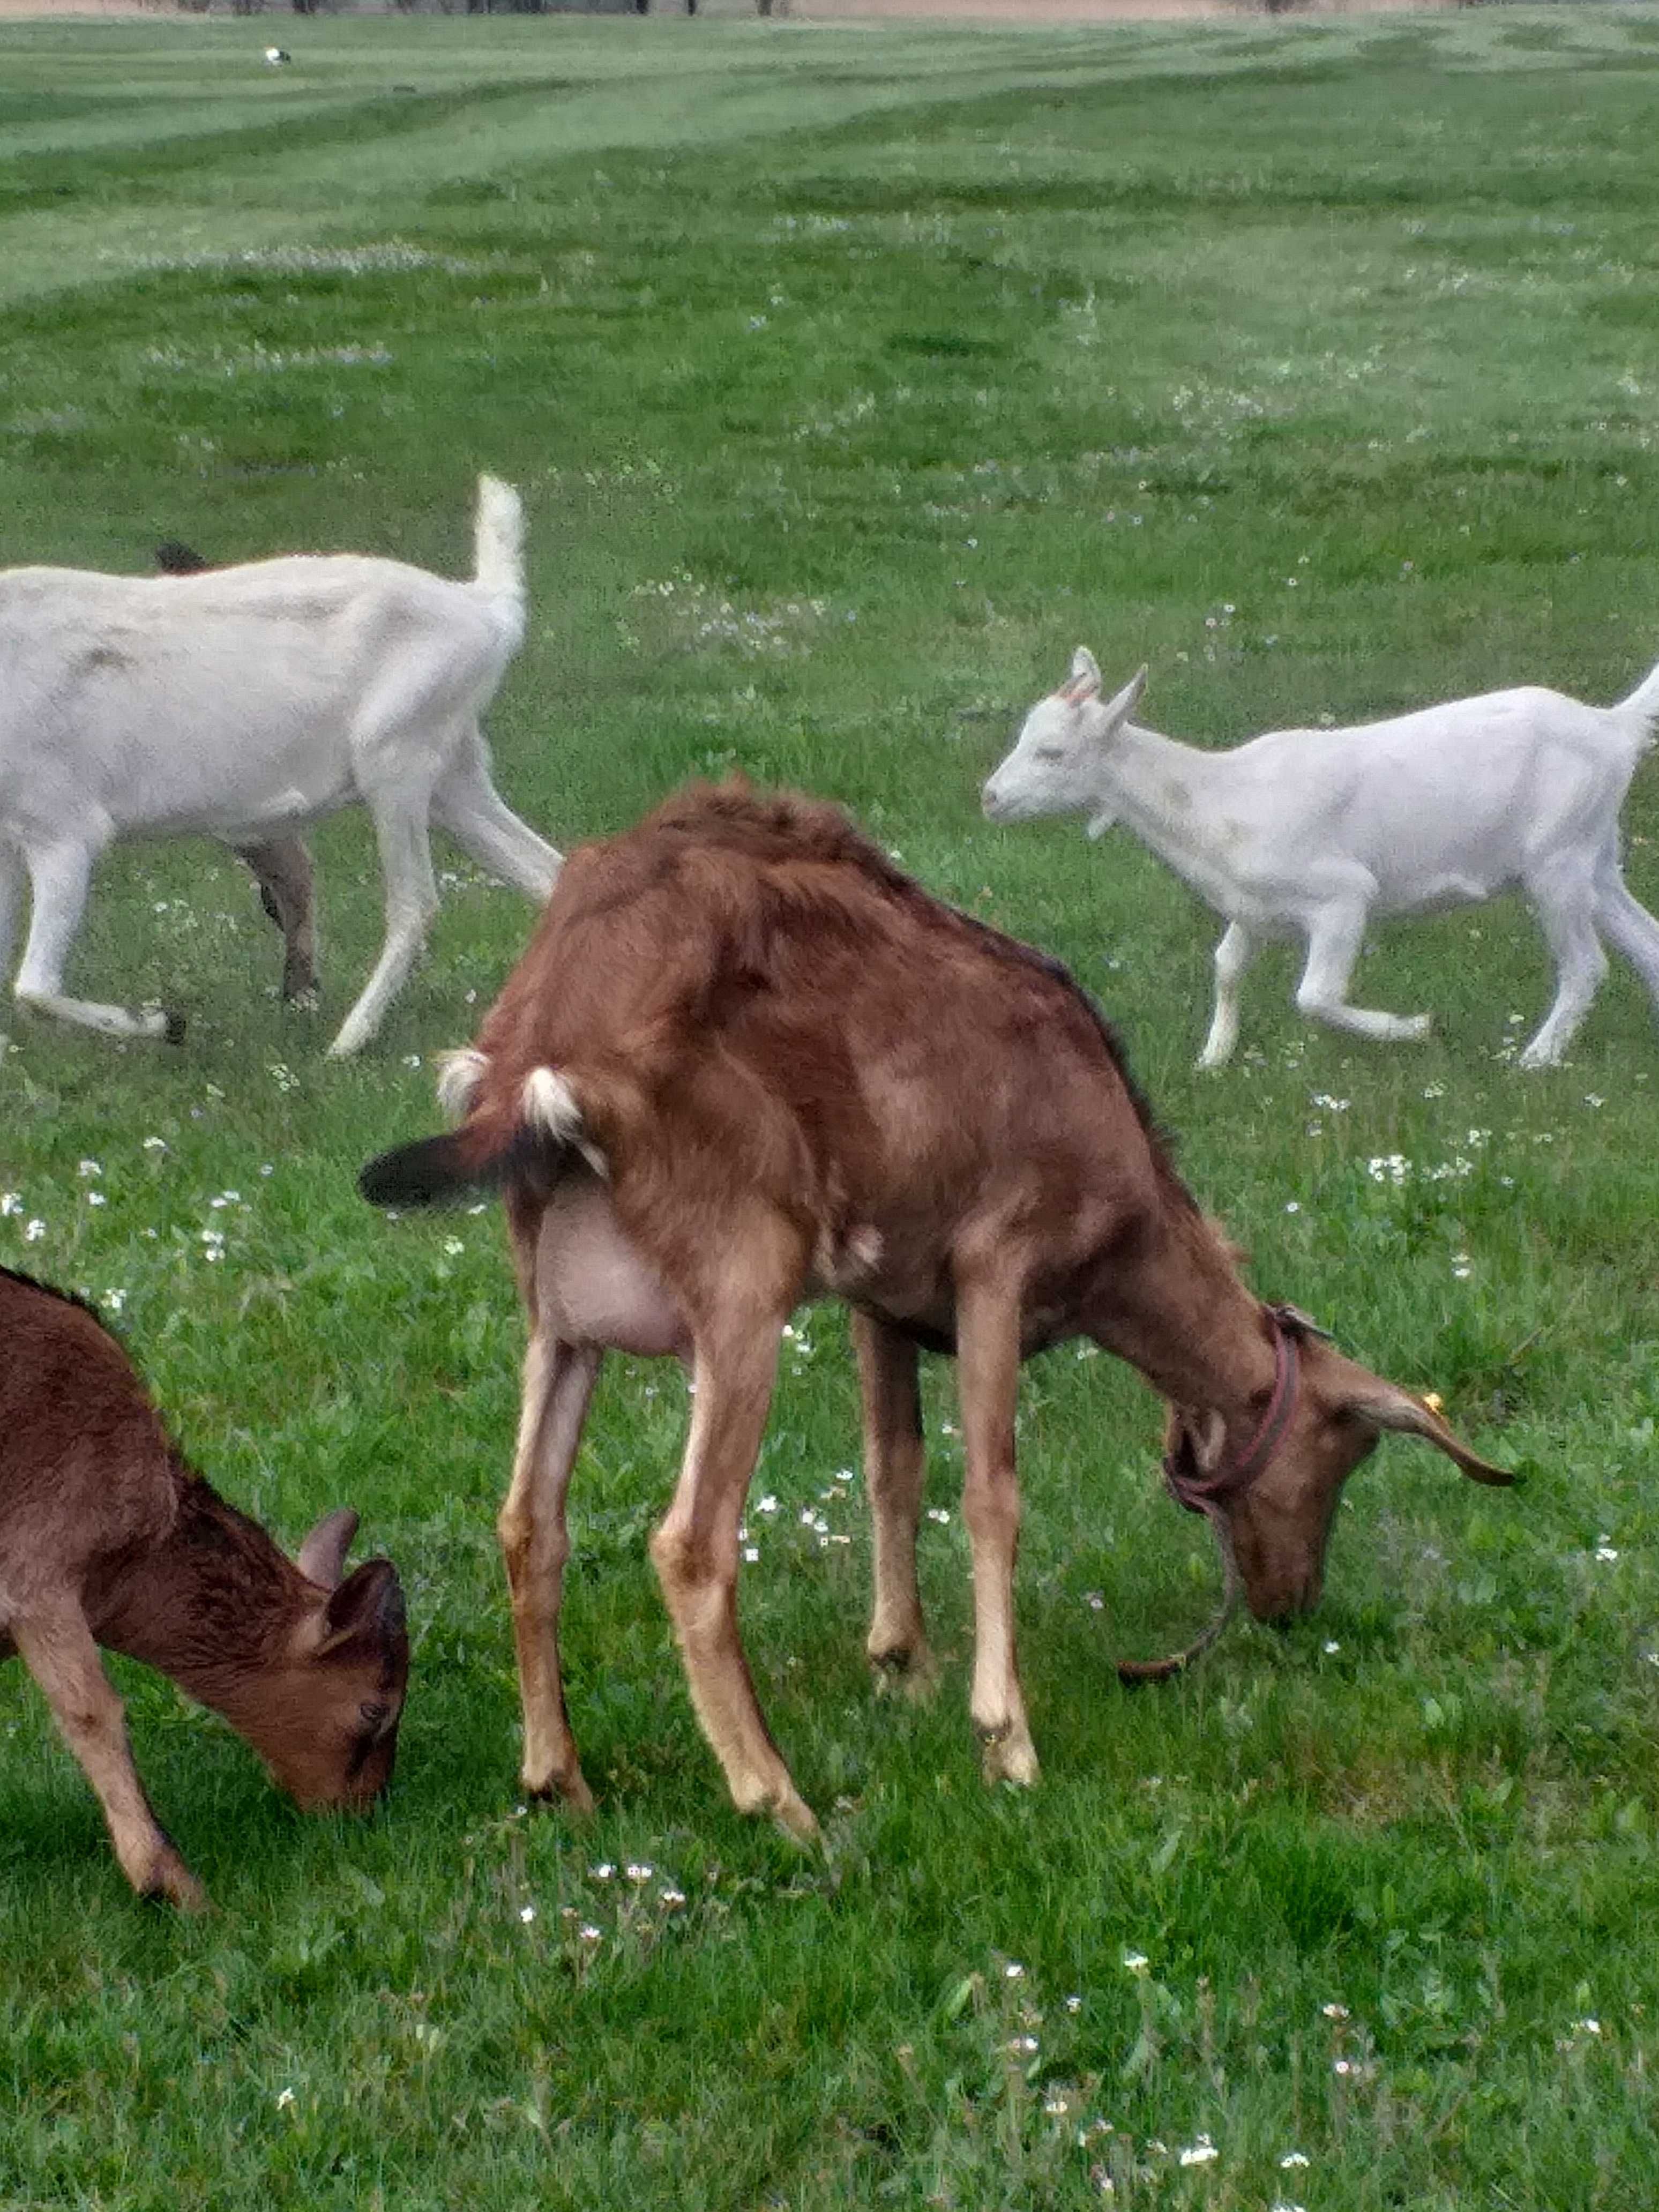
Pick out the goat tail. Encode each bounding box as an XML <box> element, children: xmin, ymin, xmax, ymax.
<box><xmin>472</xmin><ymin>475</ymin><xmax>525</xmax><ymax>608</ymax></box>
<box><xmin>1615</xmin><ymin>655</ymin><xmax>1659</xmax><ymax>728</ymax></box>
<box><xmin>358</xmin><ymin>1061</ymin><xmax>604</xmax><ymax>1210</ymax></box>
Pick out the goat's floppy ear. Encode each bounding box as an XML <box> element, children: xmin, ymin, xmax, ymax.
<box><xmin>317</xmin><ymin>1559</ymin><xmax>407</xmax><ymax>1657</ymax></box>
<box><xmin>297</xmin><ymin>1507</ymin><xmax>360</xmax><ymax>1590</ymax></box>
<box><xmin>1346</xmin><ymin>1381</ymin><xmax>1514</xmax><ymax>1486</ymax></box>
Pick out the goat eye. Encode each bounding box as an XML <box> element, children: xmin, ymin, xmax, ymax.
<box><xmin>1033</xmin><ymin>746</ymin><xmax>1065</xmax><ymax>764</ymax></box>
<box><xmin>358</xmin><ymin>1699</ymin><xmax>389</xmax><ymax>1729</ymax></box>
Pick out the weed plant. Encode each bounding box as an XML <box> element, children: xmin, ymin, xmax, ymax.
<box><xmin>3</xmin><ymin>10</ymin><xmax>1659</xmax><ymax>2207</ymax></box>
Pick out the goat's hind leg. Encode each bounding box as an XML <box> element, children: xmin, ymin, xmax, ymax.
<box><xmin>1594</xmin><ymin>856</ymin><xmax>1659</xmax><ymax>1014</ymax></box>
<box><xmin>498</xmin><ymin>1331</ymin><xmax>603</xmax><ymax>1811</ymax></box>
<box><xmin>433</xmin><ymin>741</ymin><xmax>562</xmax><ymax>904</ymax></box>
<box><xmin>326</xmin><ymin>795</ymin><xmax>439</xmax><ymax>1058</ymax></box>
<box><xmin>12</xmin><ymin>1602</ymin><xmax>204</xmax><ymax>1908</ymax></box>
<box><xmin>1295</xmin><ymin>897</ymin><xmax>1431</xmax><ymax>1044</ymax></box>
<box><xmin>650</xmin><ymin>1264</ymin><xmax>818</xmax><ymax>1842</ymax></box>
<box><xmin>14</xmin><ymin>838</ymin><xmax>181</xmax><ymax>1043</ymax></box>
<box><xmin>854</xmin><ymin>1313</ymin><xmax>938</xmax><ymax>1700</ymax></box>
<box><xmin>1519</xmin><ymin>860</ymin><xmax>1608</xmax><ymax>1068</ymax></box>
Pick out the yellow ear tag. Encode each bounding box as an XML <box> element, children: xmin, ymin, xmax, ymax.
<box><xmin>1423</xmin><ymin>1392</ymin><xmax>1444</xmax><ymax>1416</ymax></box>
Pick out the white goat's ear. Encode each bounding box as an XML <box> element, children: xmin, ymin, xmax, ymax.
<box><xmin>1067</xmin><ymin>646</ymin><xmax>1103</xmax><ymax>698</ymax></box>
<box><xmin>1100</xmin><ymin>664</ymin><xmax>1147</xmax><ymax>726</ymax></box>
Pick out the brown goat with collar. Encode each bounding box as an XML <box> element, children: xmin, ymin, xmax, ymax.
<box><xmin>0</xmin><ymin>1268</ymin><xmax>408</xmax><ymax>1907</ymax></box>
<box><xmin>361</xmin><ymin>781</ymin><xmax>1507</xmax><ymax>1843</ymax></box>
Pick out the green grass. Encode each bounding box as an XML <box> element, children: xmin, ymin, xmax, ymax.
<box><xmin>5</xmin><ymin>8</ymin><xmax>1659</xmax><ymax>2206</ymax></box>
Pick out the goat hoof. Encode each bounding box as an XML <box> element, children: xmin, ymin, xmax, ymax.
<box><xmin>137</xmin><ymin>1845</ymin><xmax>207</xmax><ymax>1912</ymax></box>
<box><xmin>162</xmin><ymin>1010</ymin><xmax>187</xmax><ymax>1047</ymax></box>
<box><xmin>870</xmin><ymin>1646</ymin><xmax>940</xmax><ymax>1703</ymax></box>
<box><xmin>524</xmin><ymin>1768</ymin><xmax>595</xmax><ymax>1816</ymax></box>
<box><xmin>770</xmin><ymin>1790</ymin><xmax>823</xmax><ymax>1848</ymax></box>
<box><xmin>975</xmin><ymin>1720</ymin><xmax>1040</xmax><ymax>1789</ymax></box>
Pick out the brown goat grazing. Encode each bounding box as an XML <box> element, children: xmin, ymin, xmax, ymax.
<box><xmin>0</xmin><ymin>1268</ymin><xmax>408</xmax><ymax>1907</ymax></box>
<box><xmin>360</xmin><ymin>782</ymin><xmax>1509</xmax><ymax>1844</ymax></box>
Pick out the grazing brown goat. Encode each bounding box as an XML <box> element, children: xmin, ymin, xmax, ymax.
<box><xmin>0</xmin><ymin>1268</ymin><xmax>408</xmax><ymax>1907</ymax></box>
<box><xmin>360</xmin><ymin>782</ymin><xmax>1508</xmax><ymax>1843</ymax></box>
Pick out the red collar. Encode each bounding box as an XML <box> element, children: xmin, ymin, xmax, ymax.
<box><xmin>1162</xmin><ymin>1305</ymin><xmax>1308</xmax><ymax>1515</ymax></box>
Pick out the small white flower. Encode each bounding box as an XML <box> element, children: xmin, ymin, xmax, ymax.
<box><xmin>1322</xmin><ymin>2002</ymin><xmax>1350</xmax><ymax>2020</ymax></box>
<box><xmin>591</xmin><ymin>1863</ymin><xmax>615</xmax><ymax>1881</ymax></box>
<box><xmin>579</xmin><ymin>1924</ymin><xmax>602</xmax><ymax>1944</ymax></box>
<box><xmin>1578</xmin><ymin>2016</ymin><xmax>1602</xmax><ymax>2035</ymax></box>
<box><xmin>519</xmin><ymin>1904</ymin><xmax>536</xmax><ymax>1924</ymax></box>
<box><xmin>0</xmin><ymin>1192</ymin><xmax>20</xmax><ymax>1215</ymax></box>
<box><xmin>442</xmin><ymin>1237</ymin><xmax>465</xmax><ymax>1258</ymax></box>
<box><xmin>103</xmin><ymin>1289</ymin><xmax>126</xmax><ymax>1313</ymax></box>
<box><xmin>275</xmin><ymin>2087</ymin><xmax>296</xmax><ymax>2111</ymax></box>
<box><xmin>1285</xmin><ymin>1200</ymin><xmax>1301</xmax><ymax>1214</ymax></box>
<box><xmin>1123</xmin><ymin>1952</ymin><xmax>1149</xmax><ymax>1976</ymax></box>
<box><xmin>660</xmin><ymin>1887</ymin><xmax>686</xmax><ymax>1909</ymax></box>
<box><xmin>926</xmin><ymin>1507</ymin><xmax>952</xmax><ymax>1525</ymax></box>
<box><xmin>24</xmin><ymin>1219</ymin><xmax>45</xmax><ymax>1242</ymax></box>
<box><xmin>743</xmin><ymin>1545</ymin><xmax>759</xmax><ymax>1564</ymax></box>
<box><xmin>1178</xmin><ymin>2136</ymin><xmax>1218</xmax><ymax>2168</ymax></box>
<box><xmin>1333</xmin><ymin>2058</ymin><xmax>1352</xmax><ymax>2075</ymax></box>
<box><xmin>1322</xmin><ymin>1640</ymin><xmax>1340</xmax><ymax>1655</ymax></box>
<box><xmin>86</xmin><ymin>1192</ymin><xmax>106</xmax><ymax>1208</ymax></box>
<box><xmin>1065</xmin><ymin>1994</ymin><xmax>1082</xmax><ymax>2013</ymax></box>
<box><xmin>77</xmin><ymin>1159</ymin><xmax>101</xmax><ymax>1178</ymax></box>
<box><xmin>1007</xmin><ymin>2034</ymin><xmax>1039</xmax><ymax>2054</ymax></box>
<box><xmin>1003</xmin><ymin>1961</ymin><xmax>1025</xmax><ymax>1980</ymax></box>
<box><xmin>625</xmin><ymin>1862</ymin><xmax>653</xmax><ymax>1884</ymax></box>
<box><xmin>1280</xmin><ymin>2150</ymin><xmax>1311</xmax><ymax>2168</ymax></box>
<box><xmin>1595</xmin><ymin>1546</ymin><xmax>1620</xmax><ymax>1564</ymax></box>
<box><xmin>404</xmin><ymin>1055</ymin><xmax>422</xmax><ymax>1070</ymax></box>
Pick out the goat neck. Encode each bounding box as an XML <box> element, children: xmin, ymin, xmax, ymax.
<box><xmin>1086</xmin><ymin>712</ymin><xmax>1254</xmax><ymax>915</ymax></box>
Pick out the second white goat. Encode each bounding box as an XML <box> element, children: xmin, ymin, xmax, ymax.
<box><xmin>983</xmin><ymin>647</ymin><xmax>1659</xmax><ymax>1069</ymax></box>
<box><xmin>0</xmin><ymin>476</ymin><xmax>561</xmax><ymax>1057</ymax></box>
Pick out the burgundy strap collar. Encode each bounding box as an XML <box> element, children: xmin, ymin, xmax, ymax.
<box><xmin>1162</xmin><ymin>1305</ymin><xmax>1313</xmax><ymax>1516</ymax></box>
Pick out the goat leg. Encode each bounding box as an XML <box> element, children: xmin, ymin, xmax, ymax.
<box><xmin>233</xmin><ymin>837</ymin><xmax>318</xmax><ymax>1004</ymax></box>
<box><xmin>648</xmin><ymin>1313</ymin><xmax>819</xmax><ymax>1843</ymax></box>
<box><xmin>13</xmin><ymin>1605</ymin><xmax>205</xmax><ymax>1909</ymax></box>
<box><xmin>853</xmin><ymin>1312</ymin><xmax>938</xmax><ymax>1699</ymax></box>
<box><xmin>498</xmin><ymin>1333</ymin><xmax>602</xmax><ymax>1811</ymax></box>
<box><xmin>954</xmin><ymin>1269</ymin><xmax>1038</xmax><ymax>1788</ymax></box>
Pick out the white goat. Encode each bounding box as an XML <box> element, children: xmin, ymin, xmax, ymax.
<box><xmin>0</xmin><ymin>476</ymin><xmax>561</xmax><ymax>1057</ymax></box>
<box><xmin>983</xmin><ymin>647</ymin><xmax>1659</xmax><ymax>1070</ymax></box>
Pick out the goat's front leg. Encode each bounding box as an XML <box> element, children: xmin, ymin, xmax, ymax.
<box><xmin>649</xmin><ymin>1306</ymin><xmax>818</xmax><ymax>1842</ymax></box>
<box><xmin>854</xmin><ymin>1312</ymin><xmax>937</xmax><ymax>1699</ymax></box>
<box><xmin>326</xmin><ymin>797</ymin><xmax>439</xmax><ymax>1058</ymax></box>
<box><xmin>234</xmin><ymin>837</ymin><xmax>318</xmax><ymax>1004</ymax></box>
<box><xmin>14</xmin><ymin>839</ymin><xmax>182</xmax><ymax>1042</ymax></box>
<box><xmin>498</xmin><ymin>1332</ymin><xmax>603</xmax><ymax>1811</ymax></box>
<box><xmin>954</xmin><ymin>1269</ymin><xmax>1037</xmax><ymax>1788</ymax></box>
<box><xmin>1295</xmin><ymin>898</ymin><xmax>1431</xmax><ymax>1044</ymax></box>
<box><xmin>12</xmin><ymin>1603</ymin><xmax>204</xmax><ymax>1908</ymax></box>
<box><xmin>1197</xmin><ymin>922</ymin><xmax>1255</xmax><ymax>1069</ymax></box>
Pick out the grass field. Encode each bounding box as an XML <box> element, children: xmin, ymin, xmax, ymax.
<box><xmin>5</xmin><ymin>8</ymin><xmax>1659</xmax><ymax>2206</ymax></box>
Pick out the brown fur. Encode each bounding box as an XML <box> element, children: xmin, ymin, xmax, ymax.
<box><xmin>361</xmin><ymin>780</ymin><xmax>1509</xmax><ymax>1841</ymax></box>
<box><xmin>0</xmin><ymin>1268</ymin><xmax>407</xmax><ymax>1907</ymax></box>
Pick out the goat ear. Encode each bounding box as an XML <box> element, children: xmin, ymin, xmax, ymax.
<box><xmin>318</xmin><ymin>1558</ymin><xmax>407</xmax><ymax>1656</ymax></box>
<box><xmin>297</xmin><ymin>1506</ymin><xmax>360</xmax><ymax>1590</ymax></box>
<box><xmin>1346</xmin><ymin>1381</ymin><xmax>1514</xmax><ymax>1486</ymax></box>
<box><xmin>1067</xmin><ymin>646</ymin><xmax>1103</xmax><ymax>698</ymax></box>
<box><xmin>1101</xmin><ymin>664</ymin><xmax>1148</xmax><ymax>726</ymax></box>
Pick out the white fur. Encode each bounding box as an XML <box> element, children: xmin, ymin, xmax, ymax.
<box><xmin>0</xmin><ymin>476</ymin><xmax>561</xmax><ymax>1056</ymax></box>
<box><xmin>435</xmin><ymin>1047</ymin><xmax>488</xmax><ymax>1122</ymax></box>
<box><xmin>983</xmin><ymin>647</ymin><xmax>1659</xmax><ymax>1069</ymax></box>
<box><xmin>522</xmin><ymin>1065</ymin><xmax>608</xmax><ymax>1176</ymax></box>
